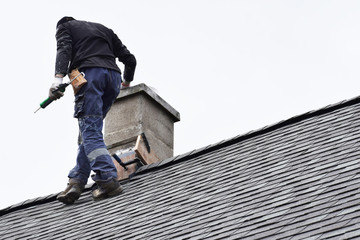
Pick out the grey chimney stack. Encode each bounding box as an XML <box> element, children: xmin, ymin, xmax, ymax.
<box><xmin>104</xmin><ymin>83</ymin><xmax>180</xmax><ymax>180</ymax></box>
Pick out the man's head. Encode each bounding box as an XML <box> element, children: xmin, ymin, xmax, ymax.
<box><xmin>57</xmin><ymin>16</ymin><xmax>75</xmax><ymax>28</ymax></box>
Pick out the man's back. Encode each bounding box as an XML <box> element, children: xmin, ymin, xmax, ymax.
<box><xmin>55</xmin><ymin>19</ymin><xmax>136</xmax><ymax>82</ymax></box>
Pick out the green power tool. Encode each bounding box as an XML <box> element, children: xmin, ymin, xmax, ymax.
<box><xmin>34</xmin><ymin>71</ymin><xmax>85</xmax><ymax>114</ymax></box>
<box><xmin>34</xmin><ymin>83</ymin><xmax>70</xmax><ymax>113</ymax></box>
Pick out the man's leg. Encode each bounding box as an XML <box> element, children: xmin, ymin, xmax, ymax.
<box><xmin>57</xmin><ymin>132</ymin><xmax>90</xmax><ymax>204</ymax></box>
<box><xmin>78</xmin><ymin>115</ymin><xmax>122</xmax><ymax>199</ymax></box>
<box><xmin>79</xmin><ymin>116</ymin><xmax>117</xmax><ymax>180</ymax></box>
<box><xmin>68</xmin><ymin>135</ymin><xmax>92</xmax><ymax>183</ymax></box>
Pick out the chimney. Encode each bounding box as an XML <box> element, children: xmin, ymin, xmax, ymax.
<box><xmin>104</xmin><ymin>83</ymin><xmax>180</xmax><ymax>180</ymax></box>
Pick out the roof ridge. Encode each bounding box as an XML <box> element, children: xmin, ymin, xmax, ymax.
<box><xmin>133</xmin><ymin>95</ymin><xmax>360</xmax><ymax>176</ymax></box>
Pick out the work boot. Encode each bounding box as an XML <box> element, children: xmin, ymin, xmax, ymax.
<box><xmin>92</xmin><ymin>178</ymin><xmax>123</xmax><ymax>201</ymax></box>
<box><xmin>57</xmin><ymin>178</ymin><xmax>85</xmax><ymax>205</ymax></box>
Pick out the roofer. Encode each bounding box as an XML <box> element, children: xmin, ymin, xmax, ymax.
<box><xmin>52</xmin><ymin>17</ymin><xmax>136</xmax><ymax>204</ymax></box>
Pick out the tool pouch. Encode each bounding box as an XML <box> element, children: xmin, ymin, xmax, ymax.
<box><xmin>69</xmin><ymin>69</ymin><xmax>87</xmax><ymax>95</ymax></box>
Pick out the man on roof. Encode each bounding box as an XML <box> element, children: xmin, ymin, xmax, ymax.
<box><xmin>50</xmin><ymin>16</ymin><xmax>136</xmax><ymax>204</ymax></box>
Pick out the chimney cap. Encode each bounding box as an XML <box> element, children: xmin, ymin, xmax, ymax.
<box><xmin>118</xmin><ymin>83</ymin><xmax>180</xmax><ymax>122</ymax></box>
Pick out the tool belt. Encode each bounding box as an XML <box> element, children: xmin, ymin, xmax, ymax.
<box><xmin>69</xmin><ymin>69</ymin><xmax>87</xmax><ymax>95</ymax></box>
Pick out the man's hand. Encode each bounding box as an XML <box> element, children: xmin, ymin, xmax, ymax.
<box><xmin>49</xmin><ymin>77</ymin><xmax>65</xmax><ymax>100</ymax></box>
<box><xmin>121</xmin><ymin>80</ymin><xmax>131</xmax><ymax>89</ymax></box>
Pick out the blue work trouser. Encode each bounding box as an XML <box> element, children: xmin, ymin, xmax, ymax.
<box><xmin>68</xmin><ymin>67</ymin><xmax>121</xmax><ymax>184</ymax></box>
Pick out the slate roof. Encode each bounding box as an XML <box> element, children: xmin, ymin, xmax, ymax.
<box><xmin>2</xmin><ymin>96</ymin><xmax>360</xmax><ymax>239</ymax></box>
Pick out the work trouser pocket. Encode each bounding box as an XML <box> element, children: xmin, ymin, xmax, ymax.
<box><xmin>74</xmin><ymin>93</ymin><xmax>85</xmax><ymax>118</ymax></box>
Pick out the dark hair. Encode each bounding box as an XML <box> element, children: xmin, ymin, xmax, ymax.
<box><xmin>57</xmin><ymin>16</ymin><xmax>75</xmax><ymax>28</ymax></box>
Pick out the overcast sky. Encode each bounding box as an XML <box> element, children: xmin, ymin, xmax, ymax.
<box><xmin>1</xmin><ymin>0</ymin><xmax>360</xmax><ymax>209</ymax></box>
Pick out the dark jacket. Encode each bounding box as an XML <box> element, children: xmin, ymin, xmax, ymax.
<box><xmin>55</xmin><ymin>20</ymin><xmax>136</xmax><ymax>82</ymax></box>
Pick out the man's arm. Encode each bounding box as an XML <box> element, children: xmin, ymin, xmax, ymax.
<box><xmin>55</xmin><ymin>25</ymin><xmax>72</xmax><ymax>77</ymax></box>
<box><xmin>49</xmin><ymin>25</ymin><xmax>71</xmax><ymax>100</ymax></box>
<box><xmin>112</xmin><ymin>33</ymin><xmax>136</xmax><ymax>83</ymax></box>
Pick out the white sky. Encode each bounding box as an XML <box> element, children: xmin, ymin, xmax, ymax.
<box><xmin>1</xmin><ymin>0</ymin><xmax>360</xmax><ymax>209</ymax></box>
